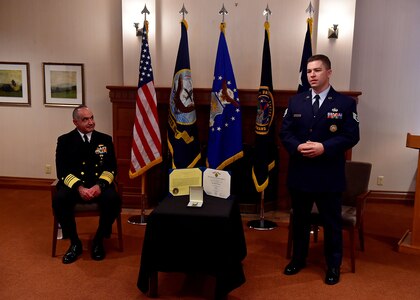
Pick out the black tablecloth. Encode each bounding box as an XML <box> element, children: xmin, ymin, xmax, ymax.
<box><xmin>137</xmin><ymin>194</ymin><xmax>247</xmax><ymax>298</ymax></box>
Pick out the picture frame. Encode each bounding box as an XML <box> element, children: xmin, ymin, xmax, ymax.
<box><xmin>43</xmin><ymin>63</ymin><xmax>84</xmax><ymax>107</ymax></box>
<box><xmin>0</xmin><ymin>62</ymin><xmax>31</xmax><ymax>106</ymax></box>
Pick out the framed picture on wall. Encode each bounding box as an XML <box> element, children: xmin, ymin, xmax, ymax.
<box><xmin>0</xmin><ymin>62</ymin><xmax>31</xmax><ymax>106</ymax></box>
<box><xmin>43</xmin><ymin>63</ymin><xmax>84</xmax><ymax>107</ymax></box>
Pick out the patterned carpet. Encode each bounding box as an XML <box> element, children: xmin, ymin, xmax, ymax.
<box><xmin>1</xmin><ymin>188</ymin><xmax>420</xmax><ymax>299</ymax></box>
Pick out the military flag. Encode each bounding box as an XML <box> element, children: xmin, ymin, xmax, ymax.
<box><xmin>129</xmin><ymin>20</ymin><xmax>162</xmax><ymax>179</ymax></box>
<box><xmin>252</xmin><ymin>21</ymin><xmax>277</xmax><ymax>192</ymax></box>
<box><xmin>207</xmin><ymin>23</ymin><xmax>243</xmax><ymax>170</ymax></box>
<box><xmin>297</xmin><ymin>17</ymin><xmax>313</xmax><ymax>93</ymax></box>
<box><xmin>168</xmin><ymin>19</ymin><xmax>201</xmax><ymax>169</ymax></box>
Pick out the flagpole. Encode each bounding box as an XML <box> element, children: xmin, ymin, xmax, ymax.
<box><xmin>247</xmin><ymin>190</ymin><xmax>278</xmax><ymax>231</ymax></box>
<box><xmin>247</xmin><ymin>5</ymin><xmax>277</xmax><ymax>231</ymax></box>
<box><xmin>128</xmin><ymin>175</ymin><xmax>148</xmax><ymax>225</ymax></box>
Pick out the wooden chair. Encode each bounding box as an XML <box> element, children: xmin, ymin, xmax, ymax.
<box><xmin>51</xmin><ymin>179</ymin><xmax>124</xmax><ymax>257</ymax></box>
<box><xmin>286</xmin><ymin>161</ymin><xmax>372</xmax><ymax>272</ymax></box>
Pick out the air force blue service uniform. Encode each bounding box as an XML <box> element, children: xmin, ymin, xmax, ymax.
<box><xmin>280</xmin><ymin>87</ymin><xmax>360</xmax><ymax>268</ymax></box>
<box><xmin>52</xmin><ymin>129</ymin><xmax>121</xmax><ymax>243</ymax></box>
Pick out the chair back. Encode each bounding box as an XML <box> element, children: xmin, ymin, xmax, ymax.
<box><xmin>342</xmin><ymin>161</ymin><xmax>372</xmax><ymax>206</ymax></box>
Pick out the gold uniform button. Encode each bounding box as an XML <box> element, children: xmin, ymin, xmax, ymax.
<box><xmin>81</xmin><ymin>172</ymin><xmax>84</xmax><ymax>175</ymax></box>
<box><xmin>82</xmin><ymin>162</ymin><xmax>86</xmax><ymax>165</ymax></box>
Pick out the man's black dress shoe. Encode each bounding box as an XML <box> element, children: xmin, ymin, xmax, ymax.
<box><xmin>325</xmin><ymin>267</ymin><xmax>340</xmax><ymax>285</ymax></box>
<box><xmin>284</xmin><ymin>261</ymin><xmax>306</xmax><ymax>275</ymax></box>
<box><xmin>91</xmin><ymin>241</ymin><xmax>106</xmax><ymax>261</ymax></box>
<box><xmin>62</xmin><ymin>243</ymin><xmax>82</xmax><ymax>264</ymax></box>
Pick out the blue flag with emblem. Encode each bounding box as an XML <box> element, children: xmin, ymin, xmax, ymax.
<box><xmin>297</xmin><ymin>17</ymin><xmax>313</xmax><ymax>93</ymax></box>
<box><xmin>207</xmin><ymin>23</ymin><xmax>243</xmax><ymax>170</ymax></box>
<box><xmin>252</xmin><ymin>21</ymin><xmax>277</xmax><ymax>192</ymax></box>
<box><xmin>168</xmin><ymin>19</ymin><xmax>201</xmax><ymax>169</ymax></box>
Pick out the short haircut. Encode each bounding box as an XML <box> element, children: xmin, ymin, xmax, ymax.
<box><xmin>72</xmin><ymin>105</ymin><xmax>88</xmax><ymax>120</ymax></box>
<box><xmin>308</xmin><ymin>54</ymin><xmax>331</xmax><ymax>70</ymax></box>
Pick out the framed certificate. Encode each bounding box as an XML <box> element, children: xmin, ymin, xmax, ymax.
<box><xmin>203</xmin><ymin>168</ymin><xmax>231</xmax><ymax>199</ymax></box>
<box><xmin>169</xmin><ymin>168</ymin><xmax>202</xmax><ymax>196</ymax></box>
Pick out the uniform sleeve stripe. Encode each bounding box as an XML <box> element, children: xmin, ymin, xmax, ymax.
<box><xmin>64</xmin><ymin>174</ymin><xmax>81</xmax><ymax>188</ymax></box>
<box><xmin>99</xmin><ymin>171</ymin><xmax>114</xmax><ymax>184</ymax></box>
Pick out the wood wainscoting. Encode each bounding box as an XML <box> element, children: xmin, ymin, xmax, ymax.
<box><xmin>107</xmin><ymin>86</ymin><xmax>362</xmax><ymax>212</ymax></box>
<box><xmin>0</xmin><ymin>177</ymin><xmax>414</xmax><ymax>208</ymax></box>
<box><xmin>0</xmin><ymin>177</ymin><xmax>54</xmax><ymax>190</ymax></box>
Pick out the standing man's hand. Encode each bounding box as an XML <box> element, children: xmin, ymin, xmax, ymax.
<box><xmin>298</xmin><ymin>141</ymin><xmax>324</xmax><ymax>158</ymax></box>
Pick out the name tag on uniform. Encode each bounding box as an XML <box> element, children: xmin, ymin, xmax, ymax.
<box><xmin>293</xmin><ymin>114</ymin><xmax>302</xmax><ymax>118</ymax></box>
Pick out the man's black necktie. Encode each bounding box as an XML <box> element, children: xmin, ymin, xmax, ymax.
<box><xmin>83</xmin><ymin>134</ymin><xmax>89</xmax><ymax>144</ymax></box>
<box><xmin>313</xmin><ymin>94</ymin><xmax>320</xmax><ymax>116</ymax></box>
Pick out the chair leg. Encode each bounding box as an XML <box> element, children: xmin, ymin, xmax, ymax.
<box><xmin>286</xmin><ymin>214</ymin><xmax>293</xmax><ymax>259</ymax></box>
<box><xmin>312</xmin><ymin>225</ymin><xmax>319</xmax><ymax>242</ymax></box>
<box><xmin>349</xmin><ymin>228</ymin><xmax>356</xmax><ymax>273</ymax></box>
<box><xmin>52</xmin><ymin>216</ymin><xmax>58</xmax><ymax>257</ymax></box>
<box><xmin>116</xmin><ymin>214</ymin><xmax>124</xmax><ymax>252</ymax></box>
<box><xmin>358</xmin><ymin>225</ymin><xmax>365</xmax><ymax>251</ymax></box>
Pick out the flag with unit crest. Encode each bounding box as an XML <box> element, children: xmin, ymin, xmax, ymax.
<box><xmin>297</xmin><ymin>17</ymin><xmax>313</xmax><ymax>93</ymax></box>
<box><xmin>168</xmin><ymin>19</ymin><xmax>201</xmax><ymax>169</ymax></box>
<box><xmin>207</xmin><ymin>22</ymin><xmax>243</xmax><ymax>170</ymax></box>
<box><xmin>252</xmin><ymin>21</ymin><xmax>277</xmax><ymax>192</ymax></box>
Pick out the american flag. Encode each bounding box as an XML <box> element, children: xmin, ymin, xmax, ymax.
<box><xmin>129</xmin><ymin>21</ymin><xmax>162</xmax><ymax>179</ymax></box>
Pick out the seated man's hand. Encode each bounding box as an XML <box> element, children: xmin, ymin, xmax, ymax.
<box><xmin>90</xmin><ymin>185</ymin><xmax>102</xmax><ymax>198</ymax></box>
<box><xmin>78</xmin><ymin>185</ymin><xmax>101</xmax><ymax>201</ymax></box>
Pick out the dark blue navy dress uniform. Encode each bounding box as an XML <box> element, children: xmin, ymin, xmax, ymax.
<box><xmin>52</xmin><ymin>129</ymin><xmax>121</xmax><ymax>243</ymax></box>
<box><xmin>280</xmin><ymin>87</ymin><xmax>360</xmax><ymax>269</ymax></box>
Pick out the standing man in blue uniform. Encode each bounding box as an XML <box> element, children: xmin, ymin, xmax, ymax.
<box><xmin>280</xmin><ymin>54</ymin><xmax>360</xmax><ymax>284</ymax></box>
<box><xmin>52</xmin><ymin>105</ymin><xmax>121</xmax><ymax>264</ymax></box>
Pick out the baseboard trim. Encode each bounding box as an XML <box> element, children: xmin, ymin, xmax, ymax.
<box><xmin>368</xmin><ymin>190</ymin><xmax>414</xmax><ymax>204</ymax></box>
<box><xmin>0</xmin><ymin>176</ymin><xmax>54</xmax><ymax>190</ymax></box>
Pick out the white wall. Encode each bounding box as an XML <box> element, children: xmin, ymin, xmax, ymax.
<box><xmin>2</xmin><ymin>0</ymin><xmax>419</xmax><ymax>193</ymax></box>
<box><xmin>121</xmin><ymin>0</ymin><xmax>356</xmax><ymax>99</ymax></box>
<box><xmin>350</xmin><ymin>0</ymin><xmax>420</xmax><ymax>191</ymax></box>
<box><xmin>0</xmin><ymin>0</ymin><xmax>123</xmax><ymax>179</ymax></box>
<box><xmin>317</xmin><ymin>0</ymin><xmax>356</xmax><ymax>90</ymax></box>
<box><xmin>123</xmin><ymin>0</ymin><xmax>330</xmax><ymax>90</ymax></box>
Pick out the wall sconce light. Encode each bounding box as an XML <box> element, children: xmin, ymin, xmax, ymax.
<box><xmin>134</xmin><ymin>23</ymin><xmax>143</xmax><ymax>36</ymax></box>
<box><xmin>328</xmin><ymin>24</ymin><xmax>339</xmax><ymax>39</ymax></box>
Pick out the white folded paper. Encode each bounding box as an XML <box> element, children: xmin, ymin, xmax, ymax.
<box><xmin>203</xmin><ymin>168</ymin><xmax>231</xmax><ymax>199</ymax></box>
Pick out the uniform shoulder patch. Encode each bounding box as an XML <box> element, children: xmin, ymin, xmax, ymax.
<box><xmin>353</xmin><ymin>112</ymin><xmax>359</xmax><ymax>122</ymax></box>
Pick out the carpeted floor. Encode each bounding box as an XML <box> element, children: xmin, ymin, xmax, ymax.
<box><xmin>1</xmin><ymin>188</ymin><xmax>420</xmax><ymax>299</ymax></box>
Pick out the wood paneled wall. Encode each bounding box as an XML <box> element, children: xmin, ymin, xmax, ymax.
<box><xmin>107</xmin><ymin>86</ymin><xmax>361</xmax><ymax>212</ymax></box>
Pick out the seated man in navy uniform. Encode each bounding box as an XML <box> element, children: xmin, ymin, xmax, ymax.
<box><xmin>52</xmin><ymin>105</ymin><xmax>121</xmax><ymax>264</ymax></box>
